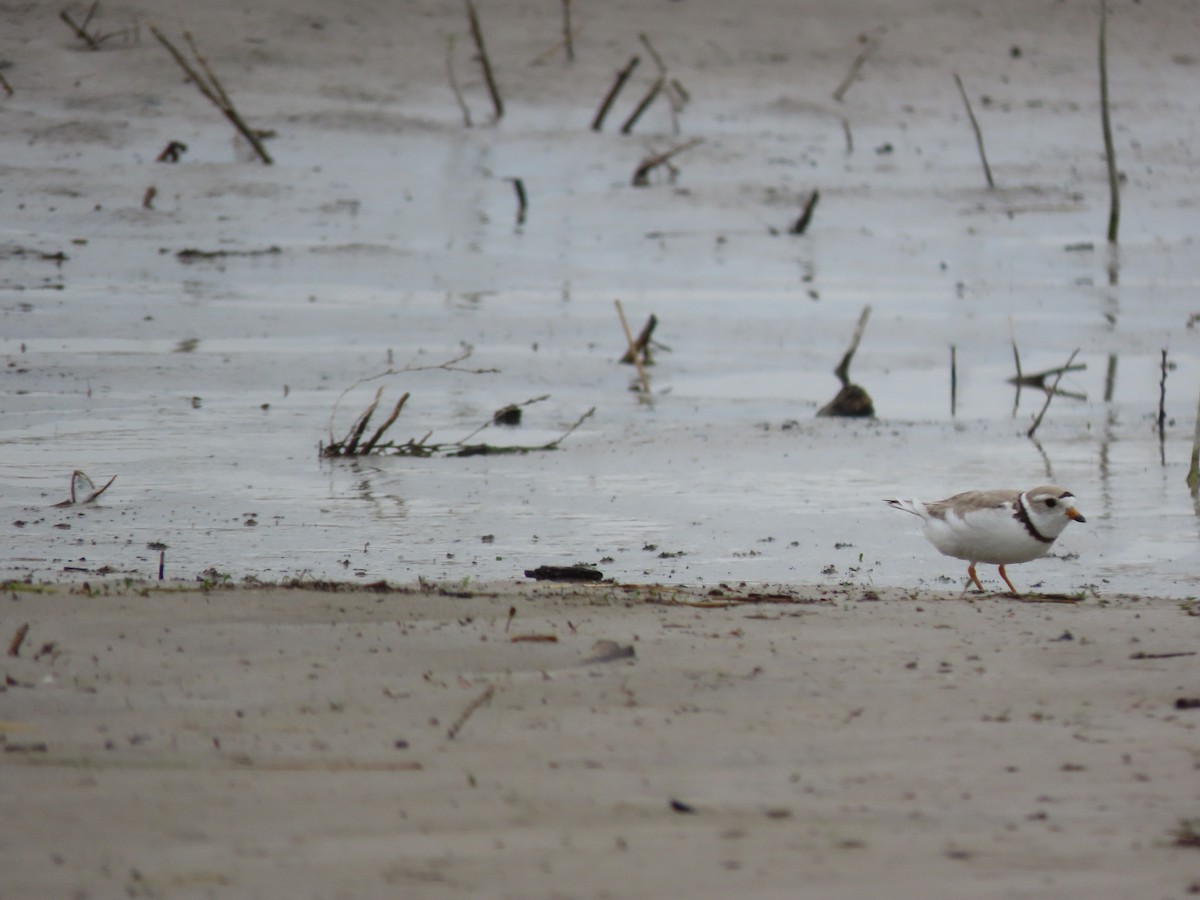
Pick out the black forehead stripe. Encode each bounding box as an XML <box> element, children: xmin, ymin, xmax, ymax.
<box><xmin>1057</xmin><ymin>491</ymin><xmax>1072</xmax><ymax>499</ymax></box>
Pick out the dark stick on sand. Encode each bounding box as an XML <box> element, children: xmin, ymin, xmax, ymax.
<box><xmin>465</xmin><ymin>0</ymin><xmax>504</xmax><ymax>120</ymax></box>
<box><xmin>592</xmin><ymin>55</ymin><xmax>639</xmax><ymax>131</ymax></box>
<box><xmin>1098</xmin><ymin>0</ymin><xmax>1120</xmax><ymax>242</ymax></box>
<box><xmin>446</xmin><ymin>683</ymin><xmax>495</xmax><ymax>740</ymax></box>
<box><xmin>150</xmin><ymin>26</ymin><xmax>273</xmax><ymax>165</ymax></box>
<box><xmin>953</xmin><ymin>72</ymin><xmax>994</xmax><ymax>189</ymax></box>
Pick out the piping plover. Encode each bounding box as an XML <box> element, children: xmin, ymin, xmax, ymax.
<box><xmin>884</xmin><ymin>486</ymin><xmax>1085</xmax><ymax>595</ymax></box>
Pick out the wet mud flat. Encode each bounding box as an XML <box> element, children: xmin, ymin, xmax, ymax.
<box><xmin>2</xmin><ymin>0</ymin><xmax>1200</xmax><ymax>595</ymax></box>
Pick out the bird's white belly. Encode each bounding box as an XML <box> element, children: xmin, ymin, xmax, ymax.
<box><xmin>922</xmin><ymin>512</ymin><xmax>1052</xmax><ymax>564</ymax></box>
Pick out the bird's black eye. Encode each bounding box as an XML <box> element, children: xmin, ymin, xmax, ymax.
<box><xmin>1044</xmin><ymin>498</ymin><xmax>1058</xmax><ymax>508</ymax></box>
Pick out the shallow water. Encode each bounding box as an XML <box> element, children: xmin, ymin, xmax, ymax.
<box><xmin>2</xmin><ymin>0</ymin><xmax>1199</xmax><ymax>596</ymax></box>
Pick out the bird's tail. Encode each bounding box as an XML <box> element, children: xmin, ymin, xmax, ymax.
<box><xmin>883</xmin><ymin>498</ymin><xmax>921</xmax><ymax>516</ymax></box>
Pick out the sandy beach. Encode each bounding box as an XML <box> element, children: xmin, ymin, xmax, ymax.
<box><xmin>2</xmin><ymin>580</ymin><xmax>1198</xmax><ymax>898</ymax></box>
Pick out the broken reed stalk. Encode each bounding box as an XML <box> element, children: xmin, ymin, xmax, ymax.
<box><xmin>789</xmin><ymin>190</ymin><xmax>821</xmax><ymax>235</ymax></box>
<box><xmin>832</xmin><ymin>35</ymin><xmax>879</xmax><ymax>102</ymax></box>
<box><xmin>1187</xmin><ymin>380</ymin><xmax>1200</xmax><ymax>494</ymax></box>
<box><xmin>464</xmin><ymin>0</ymin><xmax>504</xmax><ymax>120</ymax></box>
<box><xmin>638</xmin><ymin>32</ymin><xmax>667</xmax><ymax>73</ymax></box>
<box><xmin>950</xmin><ymin>345</ymin><xmax>958</xmax><ymax>417</ymax></box>
<box><xmin>342</xmin><ymin>385</ymin><xmax>386</xmax><ymax>455</ymax></box>
<box><xmin>360</xmin><ymin>391</ymin><xmax>410</xmax><ymax>455</ymax></box>
<box><xmin>446</xmin><ymin>683</ymin><xmax>495</xmax><ymax>740</ymax></box>
<box><xmin>1010</xmin><ymin>324</ymin><xmax>1024</xmax><ymax>415</ymax></box>
<box><xmin>1098</xmin><ymin>0</ymin><xmax>1120</xmax><ymax>242</ymax></box>
<box><xmin>60</xmin><ymin>7</ymin><xmax>99</xmax><ymax>49</ymax></box>
<box><xmin>1158</xmin><ymin>348</ymin><xmax>1168</xmax><ymax>464</ymax></box>
<box><xmin>841</xmin><ymin>118</ymin><xmax>853</xmax><ymax>155</ymax></box>
<box><xmin>620</xmin><ymin>314</ymin><xmax>658</xmax><ymax>364</ymax></box>
<box><xmin>614</xmin><ymin>299</ymin><xmax>650</xmax><ymax>395</ymax></box>
<box><xmin>953</xmin><ymin>72</ymin><xmax>994</xmax><ymax>189</ymax></box>
<box><xmin>592</xmin><ymin>55</ymin><xmax>639</xmax><ymax>131</ymax></box>
<box><xmin>149</xmin><ymin>26</ymin><xmax>272</xmax><ymax>164</ymax></box>
<box><xmin>631</xmin><ymin>136</ymin><xmax>703</xmax><ymax>187</ymax></box>
<box><xmin>1104</xmin><ymin>353</ymin><xmax>1118</xmax><ymax>402</ymax></box>
<box><xmin>834</xmin><ymin>305</ymin><xmax>872</xmax><ymax>388</ymax></box>
<box><xmin>1026</xmin><ymin>348</ymin><xmax>1080</xmax><ymax>439</ymax></box>
<box><xmin>561</xmin><ymin>0</ymin><xmax>574</xmax><ymax>62</ymax></box>
<box><xmin>507</xmin><ymin>177</ymin><xmax>527</xmax><ymax>225</ymax></box>
<box><xmin>446</xmin><ymin>33</ymin><xmax>472</xmax><ymax>127</ymax></box>
<box><xmin>620</xmin><ymin>77</ymin><xmax>664</xmax><ymax>134</ymax></box>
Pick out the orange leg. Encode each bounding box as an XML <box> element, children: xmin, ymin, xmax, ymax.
<box><xmin>966</xmin><ymin>562</ymin><xmax>986</xmax><ymax>593</ymax></box>
<box><xmin>997</xmin><ymin>565</ymin><xmax>1020</xmax><ymax>596</ymax></box>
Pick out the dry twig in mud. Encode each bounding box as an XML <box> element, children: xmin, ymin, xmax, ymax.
<box><xmin>953</xmin><ymin>73</ymin><xmax>994</xmax><ymax>189</ymax></box>
<box><xmin>1098</xmin><ymin>0</ymin><xmax>1120</xmax><ymax>242</ymax></box>
<box><xmin>615</xmin><ymin>299</ymin><xmax>651</xmax><ymax>396</ymax></box>
<box><xmin>637</xmin><ymin>33</ymin><xmax>688</xmax><ymax>134</ymax></box>
<box><xmin>620</xmin><ymin>77</ymin><xmax>664</xmax><ymax>134</ymax></box>
<box><xmin>464</xmin><ymin>0</ymin><xmax>504</xmax><ymax>120</ymax></box>
<box><xmin>591</xmin><ymin>55</ymin><xmax>639</xmax><ymax>131</ymax></box>
<box><xmin>1026</xmin><ymin>348</ymin><xmax>1081</xmax><ymax>439</ymax></box>
<box><xmin>52</xmin><ymin>470</ymin><xmax>116</xmax><ymax>507</ymax></box>
<box><xmin>446</xmin><ymin>683</ymin><xmax>495</xmax><ymax>741</ymax></box>
<box><xmin>0</xmin><ymin>71</ymin><xmax>13</xmax><ymax>98</ymax></box>
<box><xmin>832</xmin><ymin>32</ymin><xmax>881</xmax><ymax>102</ymax></box>
<box><xmin>818</xmin><ymin>305</ymin><xmax>875</xmax><ymax>418</ymax></box>
<box><xmin>60</xmin><ymin>2</ymin><xmax>135</xmax><ymax>50</ymax></box>
<box><xmin>446</xmin><ymin>33</ymin><xmax>472</xmax><ymax>127</ymax></box>
<box><xmin>620</xmin><ymin>313</ymin><xmax>659</xmax><ymax>366</ymax></box>
<box><xmin>150</xmin><ymin>26</ymin><xmax>272</xmax><ymax>165</ymax></box>
<box><xmin>631</xmin><ymin>137</ymin><xmax>703</xmax><ymax>187</ymax></box>
<box><xmin>789</xmin><ymin>190</ymin><xmax>820</xmax><ymax>235</ymax></box>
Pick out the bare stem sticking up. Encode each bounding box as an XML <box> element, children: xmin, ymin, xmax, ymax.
<box><xmin>1099</xmin><ymin>0</ymin><xmax>1120</xmax><ymax>242</ymax></box>
<box><xmin>150</xmin><ymin>26</ymin><xmax>273</xmax><ymax>164</ymax></box>
<box><xmin>465</xmin><ymin>0</ymin><xmax>504</xmax><ymax>120</ymax></box>
<box><xmin>591</xmin><ymin>55</ymin><xmax>639</xmax><ymax>131</ymax></box>
<box><xmin>953</xmin><ymin>73</ymin><xmax>994</xmax><ymax>189</ymax></box>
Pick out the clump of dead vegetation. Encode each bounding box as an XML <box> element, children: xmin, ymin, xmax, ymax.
<box><xmin>321</xmin><ymin>351</ymin><xmax>594</xmax><ymax>458</ymax></box>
